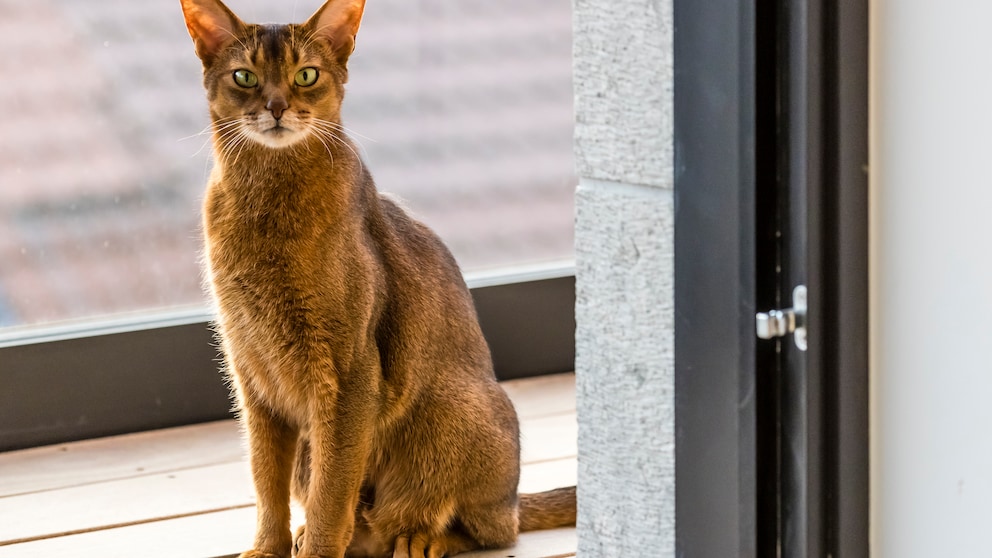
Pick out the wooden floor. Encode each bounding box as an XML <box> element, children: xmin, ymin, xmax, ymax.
<box><xmin>0</xmin><ymin>373</ymin><xmax>577</xmax><ymax>558</ymax></box>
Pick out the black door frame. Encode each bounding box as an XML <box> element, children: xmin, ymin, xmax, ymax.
<box><xmin>673</xmin><ymin>0</ymin><xmax>868</xmax><ymax>555</ymax></box>
<box><xmin>673</xmin><ymin>0</ymin><xmax>759</xmax><ymax>554</ymax></box>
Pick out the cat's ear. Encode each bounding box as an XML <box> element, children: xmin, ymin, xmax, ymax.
<box><xmin>179</xmin><ymin>0</ymin><xmax>245</xmax><ymax>65</ymax></box>
<box><xmin>304</xmin><ymin>0</ymin><xmax>366</xmax><ymax>63</ymax></box>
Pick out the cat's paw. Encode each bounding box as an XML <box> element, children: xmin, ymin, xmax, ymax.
<box><xmin>293</xmin><ymin>523</ymin><xmax>358</xmax><ymax>557</ymax></box>
<box><xmin>393</xmin><ymin>533</ymin><xmax>430</xmax><ymax>558</ymax></box>
<box><xmin>391</xmin><ymin>531</ymin><xmax>478</xmax><ymax>558</ymax></box>
<box><xmin>293</xmin><ymin>524</ymin><xmax>307</xmax><ymax>555</ymax></box>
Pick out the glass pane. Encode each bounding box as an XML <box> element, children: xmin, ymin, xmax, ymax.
<box><xmin>0</xmin><ymin>0</ymin><xmax>575</xmax><ymax>329</ymax></box>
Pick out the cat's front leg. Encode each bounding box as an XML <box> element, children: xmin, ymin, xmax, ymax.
<box><xmin>295</xmin><ymin>379</ymin><xmax>377</xmax><ymax>558</ymax></box>
<box><xmin>240</xmin><ymin>399</ymin><xmax>299</xmax><ymax>558</ymax></box>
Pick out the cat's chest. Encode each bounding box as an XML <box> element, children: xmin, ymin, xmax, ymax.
<box><xmin>203</xmin><ymin>183</ymin><xmax>376</xmax><ymax>347</ymax></box>
<box><xmin>206</xmin><ymin>190</ymin><xmax>328</xmax><ymax>317</ymax></box>
<box><xmin>205</xmin><ymin>213</ymin><xmax>340</xmax><ymax>414</ymax></box>
<box><xmin>205</xmin><ymin>182</ymin><xmax>332</xmax><ymax>273</ymax></box>
<box><xmin>211</xmin><ymin>244</ymin><xmax>347</xmax><ymax>349</ymax></box>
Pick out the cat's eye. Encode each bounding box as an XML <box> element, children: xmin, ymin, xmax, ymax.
<box><xmin>233</xmin><ymin>69</ymin><xmax>258</xmax><ymax>88</ymax></box>
<box><xmin>295</xmin><ymin>67</ymin><xmax>319</xmax><ymax>87</ymax></box>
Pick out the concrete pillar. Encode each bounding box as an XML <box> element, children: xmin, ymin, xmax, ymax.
<box><xmin>573</xmin><ymin>0</ymin><xmax>674</xmax><ymax>555</ymax></box>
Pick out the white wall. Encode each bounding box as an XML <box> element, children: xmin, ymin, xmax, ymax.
<box><xmin>872</xmin><ymin>1</ymin><xmax>992</xmax><ymax>555</ymax></box>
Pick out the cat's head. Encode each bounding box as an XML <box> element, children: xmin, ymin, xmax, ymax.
<box><xmin>180</xmin><ymin>0</ymin><xmax>364</xmax><ymax>149</ymax></box>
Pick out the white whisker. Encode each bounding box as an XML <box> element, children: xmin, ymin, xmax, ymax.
<box><xmin>187</xmin><ymin>117</ymin><xmax>245</xmax><ymax>158</ymax></box>
<box><xmin>324</xmin><ymin>120</ymin><xmax>376</xmax><ymax>143</ymax></box>
<box><xmin>192</xmin><ymin>137</ymin><xmax>213</xmax><ymax>159</ymax></box>
<box><xmin>215</xmin><ymin>121</ymin><xmax>254</xmax><ymax>171</ymax></box>
<box><xmin>312</xmin><ymin>119</ymin><xmax>373</xmax><ymax>160</ymax></box>
<box><xmin>310</xmin><ymin>128</ymin><xmax>336</xmax><ymax>168</ymax></box>
<box><xmin>310</xmin><ymin>121</ymin><xmax>366</xmax><ymax>171</ymax></box>
<box><xmin>176</xmin><ymin>123</ymin><xmax>216</xmax><ymax>143</ymax></box>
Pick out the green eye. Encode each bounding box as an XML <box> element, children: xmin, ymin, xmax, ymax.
<box><xmin>233</xmin><ymin>69</ymin><xmax>258</xmax><ymax>88</ymax></box>
<box><xmin>295</xmin><ymin>67</ymin><xmax>318</xmax><ymax>87</ymax></box>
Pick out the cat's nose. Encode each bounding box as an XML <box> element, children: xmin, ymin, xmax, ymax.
<box><xmin>266</xmin><ymin>96</ymin><xmax>288</xmax><ymax>120</ymax></box>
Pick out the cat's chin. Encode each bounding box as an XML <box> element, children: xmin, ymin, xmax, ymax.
<box><xmin>249</xmin><ymin>127</ymin><xmax>307</xmax><ymax>149</ymax></box>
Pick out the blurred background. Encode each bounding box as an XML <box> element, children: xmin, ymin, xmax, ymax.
<box><xmin>0</xmin><ymin>0</ymin><xmax>575</xmax><ymax>328</ymax></box>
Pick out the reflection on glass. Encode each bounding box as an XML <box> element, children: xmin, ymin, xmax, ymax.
<box><xmin>0</xmin><ymin>0</ymin><xmax>574</xmax><ymax>329</ymax></box>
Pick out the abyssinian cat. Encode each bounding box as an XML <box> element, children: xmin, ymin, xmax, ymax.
<box><xmin>179</xmin><ymin>0</ymin><xmax>576</xmax><ymax>556</ymax></box>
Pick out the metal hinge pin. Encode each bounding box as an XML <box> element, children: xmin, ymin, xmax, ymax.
<box><xmin>755</xmin><ymin>285</ymin><xmax>807</xmax><ymax>351</ymax></box>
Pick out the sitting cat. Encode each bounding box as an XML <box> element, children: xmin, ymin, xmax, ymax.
<box><xmin>179</xmin><ymin>0</ymin><xmax>576</xmax><ymax>556</ymax></box>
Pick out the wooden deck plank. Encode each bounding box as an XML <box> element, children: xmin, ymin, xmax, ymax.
<box><xmin>0</xmin><ymin>505</ymin><xmax>575</xmax><ymax>558</ymax></box>
<box><xmin>501</xmin><ymin>372</ymin><xmax>576</xmax><ymax>418</ymax></box>
<box><xmin>0</xmin><ymin>461</ymin><xmax>255</xmax><ymax>545</ymax></box>
<box><xmin>0</xmin><ymin>420</ymin><xmax>243</xmax><ymax>498</ymax></box>
<box><xmin>0</xmin><ymin>454</ymin><xmax>576</xmax><ymax>548</ymax></box>
<box><xmin>520</xmin><ymin>414</ymin><xmax>577</xmax><ymax>464</ymax></box>
<box><xmin>0</xmin><ymin>507</ymin><xmax>259</xmax><ymax>558</ymax></box>
<box><xmin>518</xmin><ymin>457</ymin><xmax>577</xmax><ymax>494</ymax></box>
<box><xmin>0</xmin><ymin>373</ymin><xmax>574</xmax><ymax>498</ymax></box>
<box><xmin>0</xmin><ymin>443</ymin><xmax>575</xmax><ymax>546</ymax></box>
<box><xmin>464</xmin><ymin>529</ymin><xmax>577</xmax><ymax>558</ymax></box>
<box><xmin>0</xmin><ymin>373</ymin><xmax>576</xmax><ymax>557</ymax></box>
<box><xmin>0</xmin><ymin>410</ymin><xmax>576</xmax><ymax>501</ymax></box>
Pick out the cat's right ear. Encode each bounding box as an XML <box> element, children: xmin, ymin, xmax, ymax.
<box><xmin>179</xmin><ymin>0</ymin><xmax>245</xmax><ymax>65</ymax></box>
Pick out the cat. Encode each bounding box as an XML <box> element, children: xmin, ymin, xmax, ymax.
<box><xmin>178</xmin><ymin>0</ymin><xmax>577</xmax><ymax>557</ymax></box>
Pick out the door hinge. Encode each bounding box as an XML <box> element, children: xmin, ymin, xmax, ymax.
<box><xmin>756</xmin><ymin>285</ymin><xmax>807</xmax><ymax>351</ymax></box>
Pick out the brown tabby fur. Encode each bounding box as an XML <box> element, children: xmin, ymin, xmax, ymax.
<box><xmin>179</xmin><ymin>0</ymin><xmax>576</xmax><ymax>556</ymax></box>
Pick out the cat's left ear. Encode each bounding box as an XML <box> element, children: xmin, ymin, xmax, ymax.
<box><xmin>304</xmin><ymin>0</ymin><xmax>366</xmax><ymax>63</ymax></box>
<box><xmin>180</xmin><ymin>0</ymin><xmax>246</xmax><ymax>65</ymax></box>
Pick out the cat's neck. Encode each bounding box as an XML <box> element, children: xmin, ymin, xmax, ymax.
<box><xmin>218</xmin><ymin>126</ymin><xmax>358</xmax><ymax>167</ymax></box>
<box><xmin>210</xmin><ymin>131</ymin><xmax>371</xmax><ymax>223</ymax></box>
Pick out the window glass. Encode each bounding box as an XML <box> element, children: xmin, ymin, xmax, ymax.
<box><xmin>0</xmin><ymin>0</ymin><xmax>575</xmax><ymax>329</ymax></box>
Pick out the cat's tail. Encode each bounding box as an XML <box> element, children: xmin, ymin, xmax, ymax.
<box><xmin>518</xmin><ymin>486</ymin><xmax>577</xmax><ymax>531</ymax></box>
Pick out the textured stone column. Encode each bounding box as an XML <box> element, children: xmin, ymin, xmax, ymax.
<box><xmin>573</xmin><ymin>0</ymin><xmax>674</xmax><ymax>555</ymax></box>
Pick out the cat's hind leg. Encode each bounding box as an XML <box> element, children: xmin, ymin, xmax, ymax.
<box><xmin>387</xmin><ymin>501</ymin><xmax>519</xmax><ymax>558</ymax></box>
<box><xmin>451</xmin><ymin>501</ymin><xmax>518</xmax><ymax>551</ymax></box>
